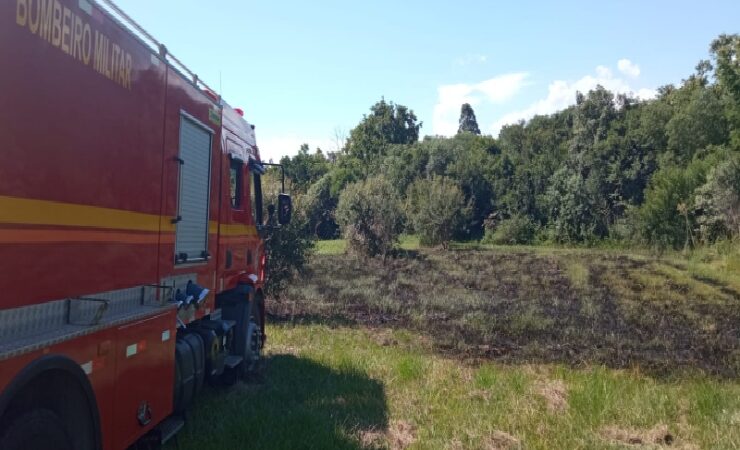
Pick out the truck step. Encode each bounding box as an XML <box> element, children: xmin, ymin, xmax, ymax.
<box><xmin>224</xmin><ymin>355</ymin><xmax>243</xmax><ymax>369</ymax></box>
<box><xmin>158</xmin><ymin>416</ymin><xmax>185</xmax><ymax>445</ymax></box>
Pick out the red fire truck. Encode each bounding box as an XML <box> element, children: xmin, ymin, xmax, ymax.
<box><xmin>0</xmin><ymin>1</ymin><xmax>292</xmax><ymax>448</ymax></box>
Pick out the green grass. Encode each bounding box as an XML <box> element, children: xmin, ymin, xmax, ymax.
<box><xmin>315</xmin><ymin>236</ymin><xmax>420</xmax><ymax>255</ymax></box>
<box><xmin>398</xmin><ymin>235</ymin><xmax>420</xmax><ymax>250</ymax></box>
<box><xmin>171</xmin><ymin>325</ymin><xmax>740</xmax><ymax>449</ymax></box>
<box><xmin>169</xmin><ymin>242</ymin><xmax>739</xmax><ymax>449</ymax></box>
<box><xmin>315</xmin><ymin>239</ymin><xmax>346</xmax><ymax>255</ymax></box>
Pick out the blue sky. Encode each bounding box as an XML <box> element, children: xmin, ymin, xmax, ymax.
<box><xmin>113</xmin><ymin>0</ymin><xmax>739</xmax><ymax>162</ymax></box>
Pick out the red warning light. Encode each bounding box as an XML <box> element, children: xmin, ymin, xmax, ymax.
<box><xmin>234</xmin><ymin>108</ymin><xmax>244</xmax><ymax>117</ymax></box>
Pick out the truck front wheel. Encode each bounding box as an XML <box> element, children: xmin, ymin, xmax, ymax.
<box><xmin>0</xmin><ymin>409</ymin><xmax>74</xmax><ymax>450</ymax></box>
<box><xmin>242</xmin><ymin>298</ymin><xmax>263</xmax><ymax>376</ymax></box>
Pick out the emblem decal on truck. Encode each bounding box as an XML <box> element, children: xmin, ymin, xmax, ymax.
<box><xmin>209</xmin><ymin>107</ymin><xmax>222</xmax><ymax>126</ymax></box>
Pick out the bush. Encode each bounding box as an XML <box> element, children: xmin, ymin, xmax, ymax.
<box><xmin>405</xmin><ymin>176</ymin><xmax>470</xmax><ymax>247</ymax></box>
<box><xmin>695</xmin><ymin>155</ymin><xmax>740</xmax><ymax>242</ymax></box>
<box><xmin>544</xmin><ymin>167</ymin><xmax>610</xmax><ymax>243</ymax></box>
<box><xmin>633</xmin><ymin>155</ymin><xmax>715</xmax><ymax>250</ymax></box>
<box><xmin>336</xmin><ymin>175</ymin><xmax>403</xmax><ymax>258</ymax></box>
<box><xmin>265</xmin><ymin>198</ymin><xmax>315</xmax><ymax>295</ymax></box>
<box><xmin>482</xmin><ymin>214</ymin><xmax>536</xmax><ymax>245</ymax></box>
<box><xmin>304</xmin><ymin>174</ymin><xmax>340</xmax><ymax>239</ymax></box>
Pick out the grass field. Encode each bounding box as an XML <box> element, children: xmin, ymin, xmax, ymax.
<box><xmin>170</xmin><ymin>243</ymin><xmax>740</xmax><ymax>449</ymax></box>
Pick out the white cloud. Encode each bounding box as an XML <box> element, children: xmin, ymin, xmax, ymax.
<box><xmin>489</xmin><ymin>62</ymin><xmax>656</xmax><ymax>136</ymax></box>
<box><xmin>596</xmin><ymin>65</ymin><xmax>612</xmax><ymax>78</ymax></box>
<box><xmin>256</xmin><ymin>134</ymin><xmax>334</xmax><ymax>163</ymax></box>
<box><xmin>636</xmin><ymin>88</ymin><xmax>657</xmax><ymax>99</ymax></box>
<box><xmin>617</xmin><ymin>58</ymin><xmax>641</xmax><ymax>77</ymax></box>
<box><xmin>455</xmin><ymin>54</ymin><xmax>488</xmax><ymax>66</ymax></box>
<box><xmin>432</xmin><ymin>72</ymin><xmax>529</xmax><ymax>135</ymax></box>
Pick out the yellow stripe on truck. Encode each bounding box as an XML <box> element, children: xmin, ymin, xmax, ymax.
<box><xmin>218</xmin><ymin>223</ymin><xmax>258</xmax><ymax>237</ymax></box>
<box><xmin>0</xmin><ymin>195</ymin><xmax>174</xmax><ymax>232</ymax></box>
<box><xmin>0</xmin><ymin>196</ymin><xmax>258</xmax><ymax>236</ymax></box>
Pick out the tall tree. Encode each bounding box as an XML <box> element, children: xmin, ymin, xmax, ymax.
<box><xmin>710</xmin><ymin>34</ymin><xmax>740</xmax><ymax>150</ymax></box>
<box><xmin>279</xmin><ymin>144</ymin><xmax>329</xmax><ymax>193</ymax></box>
<box><xmin>344</xmin><ymin>99</ymin><xmax>421</xmax><ymax>175</ymax></box>
<box><xmin>458</xmin><ymin>103</ymin><xmax>481</xmax><ymax>135</ymax></box>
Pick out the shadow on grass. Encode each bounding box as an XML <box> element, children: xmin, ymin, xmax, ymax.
<box><xmin>170</xmin><ymin>355</ymin><xmax>388</xmax><ymax>450</ymax></box>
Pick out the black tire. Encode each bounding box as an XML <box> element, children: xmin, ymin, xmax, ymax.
<box><xmin>242</xmin><ymin>298</ymin><xmax>263</xmax><ymax>376</ymax></box>
<box><xmin>0</xmin><ymin>409</ymin><xmax>74</xmax><ymax>450</ymax></box>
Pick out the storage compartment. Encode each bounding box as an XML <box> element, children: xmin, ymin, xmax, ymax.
<box><xmin>113</xmin><ymin>309</ymin><xmax>176</xmax><ymax>448</ymax></box>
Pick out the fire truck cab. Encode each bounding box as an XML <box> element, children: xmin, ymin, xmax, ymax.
<box><xmin>0</xmin><ymin>1</ymin><xmax>290</xmax><ymax>448</ymax></box>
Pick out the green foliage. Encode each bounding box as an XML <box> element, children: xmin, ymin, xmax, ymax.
<box><xmin>632</xmin><ymin>156</ymin><xmax>715</xmax><ymax>250</ymax></box>
<box><xmin>665</xmin><ymin>86</ymin><xmax>729</xmax><ymax>160</ymax></box>
<box><xmin>336</xmin><ymin>175</ymin><xmax>403</xmax><ymax>258</ymax></box>
<box><xmin>279</xmin><ymin>144</ymin><xmax>329</xmax><ymax>193</ymax></box>
<box><xmin>278</xmin><ymin>34</ymin><xmax>740</xmax><ymax>253</ymax></box>
<box><xmin>457</xmin><ymin>103</ymin><xmax>481</xmax><ymax>135</ymax></box>
<box><xmin>695</xmin><ymin>154</ymin><xmax>740</xmax><ymax>241</ymax></box>
<box><xmin>303</xmin><ymin>174</ymin><xmax>339</xmax><ymax>239</ymax></box>
<box><xmin>482</xmin><ymin>214</ymin><xmax>537</xmax><ymax>245</ymax></box>
<box><xmin>344</xmin><ymin>99</ymin><xmax>421</xmax><ymax>174</ymax></box>
<box><xmin>545</xmin><ymin>166</ymin><xmax>610</xmax><ymax>243</ymax></box>
<box><xmin>710</xmin><ymin>34</ymin><xmax>740</xmax><ymax>149</ymax></box>
<box><xmin>405</xmin><ymin>176</ymin><xmax>471</xmax><ymax>247</ymax></box>
<box><xmin>265</xmin><ymin>199</ymin><xmax>315</xmax><ymax>295</ymax></box>
<box><xmin>496</xmin><ymin>113</ymin><xmax>571</xmax><ymax>224</ymax></box>
<box><xmin>367</xmin><ymin>134</ymin><xmax>498</xmax><ymax>239</ymax></box>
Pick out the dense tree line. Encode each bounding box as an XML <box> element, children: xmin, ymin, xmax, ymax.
<box><xmin>280</xmin><ymin>35</ymin><xmax>740</xmax><ymax>254</ymax></box>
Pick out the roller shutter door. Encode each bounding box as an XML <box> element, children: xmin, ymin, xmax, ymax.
<box><xmin>175</xmin><ymin>114</ymin><xmax>212</xmax><ymax>264</ymax></box>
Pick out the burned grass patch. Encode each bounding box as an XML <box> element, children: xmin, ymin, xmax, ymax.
<box><xmin>270</xmin><ymin>248</ymin><xmax>740</xmax><ymax>377</ymax></box>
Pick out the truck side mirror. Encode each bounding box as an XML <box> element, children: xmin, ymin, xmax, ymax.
<box><xmin>278</xmin><ymin>194</ymin><xmax>292</xmax><ymax>225</ymax></box>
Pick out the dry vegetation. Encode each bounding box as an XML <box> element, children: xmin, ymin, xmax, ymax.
<box><xmin>271</xmin><ymin>247</ymin><xmax>740</xmax><ymax>378</ymax></box>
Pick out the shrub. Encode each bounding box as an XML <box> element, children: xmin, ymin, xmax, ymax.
<box><xmin>265</xmin><ymin>198</ymin><xmax>315</xmax><ymax>295</ymax></box>
<box><xmin>544</xmin><ymin>167</ymin><xmax>609</xmax><ymax>243</ymax></box>
<box><xmin>632</xmin><ymin>155</ymin><xmax>715</xmax><ymax>250</ymax></box>
<box><xmin>304</xmin><ymin>174</ymin><xmax>340</xmax><ymax>239</ymax></box>
<box><xmin>482</xmin><ymin>214</ymin><xmax>536</xmax><ymax>245</ymax></box>
<box><xmin>336</xmin><ymin>175</ymin><xmax>403</xmax><ymax>258</ymax></box>
<box><xmin>405</xmin><ymin>176</ymin><xmax>470</xmax><ymax>247</ymax></box>
<box><xmin>695</xmin><ymin>155</ymin><xmax>740</xmax><ymax>242</ymax></box>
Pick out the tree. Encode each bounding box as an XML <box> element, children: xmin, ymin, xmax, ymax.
<box><xmin>665</xmin><ymin>86</ymin><xmax>729</xmax><ymax>161</ymax></box>
<box><xmin>545</xmin><ymin>167</ymin><xmax>609</xmax><ymax>243</ymax></box>
<box><xmin>344</xmin><ymin>99</ymin><xmax>422</xmax><ymax>175</ymax></box>
<box><xmin>289</xmin><ymin>34</ymin><xmax>739</xmax><ymax>252</ymax></box>
<box><xmin>695</xmin><ymin>153</ymin><xmax>740</xmax><ymax>241</ymax></box>
<box><xmin>543</xmin><ymin>87</ymin><xmax>618</xmax><ymax>242</ymax></box>
<box><xmin>336</xmin><ymin>175</ymin><xmax>403</xmax><ymax>258</ymax></box>
<box><xmin>710</xmin><ymin>34</ymin><xmax>740</xmax><ymax>149</ymax></box>
<box><xmin>406</xmin><ymin>176</ymin><xmax>471</xmax><ymax>247</ymax></box>
<box><xmin>280</xmin><ymin>144</ymin><xmax>329</xmax><ymax>193</ymax></box>
<box><xmin>458</xmin><ymin>103</ymin><xmax>481</xmax><ymax>135</ymax></box>
<box><xmin>304</xmin><ymin>174</ymin><xmax>340</xmax><ymax>239</ymax></box>
<box><xmin>633</xmin><ymin>156</ymin><xmax>716</xmax><ymax>250</ymax></box>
